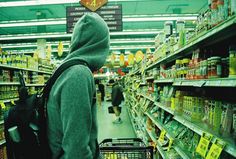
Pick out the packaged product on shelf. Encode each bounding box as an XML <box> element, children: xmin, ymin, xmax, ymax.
<box><xmin>233</xmin><ymin>107</ymin><xmax>236</xmax><ymax>144</ymax></box>
<box><xmin>212</xmin><ymin>100</ymin><xmax>223</xmax><ymax>132</ymax></box>
<box><xmin>229</xmin><ymin>45</ymin><xmax>236</xmax><ymax>77</ymax></box>
<box><xmin>210</xmin><ymin>56</ymin><xmax>222</xmax><ymax>78</ymax></box>
<box><xmin>220</xmin><ymin>103</ymin><xmax>234</xmax><ymax>137</ymax></box>
<box><xmin>164</xmin><ymin>21</ymin><xmax>173</xmax><ymax>38</ymax></box>
<box><xmin>221</xmin><ymin>57</ymin><xmax>229</xmax><ymax>77</ymax></box>
<box><xmin>230</xmin><ymin>0</ymin><xmax>236</xmax><ymax>15</ymax></box>
<box><xmin>217</xmin><ymin>0</ymin><xmax>225</xmax><ymax>23</ymax></box>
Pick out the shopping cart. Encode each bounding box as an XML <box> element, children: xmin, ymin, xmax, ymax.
<box><xmin>99</xmin><ymin>138</ymin><xmax>153</xmax><ymax>159</ymax></box>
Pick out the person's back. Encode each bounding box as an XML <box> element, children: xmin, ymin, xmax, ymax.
<box><xmin>47</xmin><ymin>13</ymin><xmax>110</xmax><ymax>159</ymax></box>
<box><xmin>111</xmin><ymin>83</ymin><xmax>123</xmax><ymax>106</ymax></box>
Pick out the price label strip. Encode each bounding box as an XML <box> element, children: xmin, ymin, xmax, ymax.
<box><xmin>158</xmin><ymin>129</ymin><xmax>166</xmax><ymax>144</ymax></box>
<box><xmin>196</xmin><ymin>132</ymin><xmax>213</xmax><ymax>158</ymax></box>
<box><xmin>206</xmin><ymin>139</ymin><xmax>226</xmax><ymax>159</ymax></box>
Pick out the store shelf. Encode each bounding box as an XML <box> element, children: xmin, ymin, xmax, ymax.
<box><xmin>170</xmin><ymin>78</ymin><xmax>236</xmax><ymax>87</ymax></box>
<box><xmin>145</xmin><ymin>16</ymin><xmax>236</xmax><ymax>71</ymax></box>
<box><xmin>0</xmin><ymin>139</ymin><xmax>6</xmax><ymax>146</ymax></box>
<box><xmin>146</xmin><ymin>128</ymin><xmax>167</xmax><ymax>159</ymax></box>
<box><xmin>127</xmin><ymin>108</ymin><xmax>139</xmax><ymax>137</ymax></box>
<box><xmin>173</xmin><ymin>115</ymin><xmax>236</xmax><ymax>158</ymax></box>
<box><xmin>145</xmin><ymin>76</ymin><xmax>154</xmax><ymax>81</ymax></box>
<box><xmin>0</xmin><ymin>64</ymin><xmax>52</xmax><ymax>75</ymax></box>
<box><xmin>0</xmin><ymin>82</ymin><xmax>46</xmax><ymax>87</ymax></box>
<box><xmin>154</xmin><ymin>79</ymin><xmax>174</xmax><ymax>84</ymax></box>
<box><xmin>25</xmin><ymin>83</ymin><xmax>45</xmax><ymax>87</ymax></box>
<box><xmin>146</xmin><ymin>112</ymin><xmax>191</xmax><ymax>159</ymax></box>
<box><xmin>154</xmin><ymin>102</ymin><xmax>174</xmax><ymax>115</ymax></box>
<box><xmin>1</xmin><ymin>98</ymin><xmax>19</xmax><ymax>104</ymax></box>
<box><xmin>0</xmin><ymin>82</ymin><xmax>20</xmax><ymax>85</ymax></box>
<box><xmin>129</xmin><ymin>69</ymin><xmax>140</xmax><ymax>76</ymax></box>
<box><xmin>138</xmin><ymin>93</ymin><xmax>155</xmax><ymax>102</ymax></box>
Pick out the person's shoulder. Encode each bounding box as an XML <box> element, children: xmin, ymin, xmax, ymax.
<box><xmin>66</xmin><ymin>65</ymin><xmax>92</xmax><ymax>77</ymax></box>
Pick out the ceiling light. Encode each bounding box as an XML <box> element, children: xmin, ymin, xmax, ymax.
<box><xmin>123</xmin><ymin>16</ymin><xmax>197</xmax><ymax>22</ymax></box>
<box><xmin>0</xmin><ymin>31</ymin><xmax>159</xmax><ymax>41</ymax></box>
<box><xmin>0</xmin><ymin>20</ymin><xmax>66</xmax><ymax>27</ymax></box>
<box><xmin>0</xmin><ymin>14</ymin><xmax>197</xmax><ymax>28</ymax></box>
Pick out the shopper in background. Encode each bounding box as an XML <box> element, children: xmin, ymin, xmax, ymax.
<box><xmin>96</xmin><ymin>79</ymin><xmax>105</xmax><ymax>101</ymax></box>
<box><xmin>46</xmin><ymin>13</ymin><xmax>110</xmax><ymax>159</ymax></box>
<box><xmin>111</xmin><ymin>79</ymin><xmax>124</xmax><ymax>124</ymax></box>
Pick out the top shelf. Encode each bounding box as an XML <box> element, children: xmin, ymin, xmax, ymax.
<box><xmin>146</xmin><ymin>16</ymin><xmax>236</xmax><ymax>71</ymax></box>
<box><xmin>0</xmin><ymin>64</ymin><xmax>53</xmax><ymax>75</ymax></box>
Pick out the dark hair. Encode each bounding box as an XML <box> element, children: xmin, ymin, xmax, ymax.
<box><xmin>109</xmin><ymin>79</ymin><xmax>115</xmax><ymax>84</ymax></box>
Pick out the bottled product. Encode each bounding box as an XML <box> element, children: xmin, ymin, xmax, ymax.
<box><xmin>221</xmin><ymin>57</ymin><xmax>229</xmax><ymax>77</ymax></box>
<box><xmin>208</xmin><ymin>57</ymin><xmax>212</xmax><ymax>78</ymax></box>
<box><xmin>164</xmin><ymin>21</ymin><xmax>173</xmax><ymax>37</ymax></box>
<box><xmin>217</xmin><ymin>0</ymin><xmax>225</xmax><ymax>23</ymax></box>
<box><xmin>200</xmin><ymin>60</ymin><xmax>208</xmax><ymax>79</ymax></box>
<box><xmin>210</xmin><ymin>56</ymin><xmax>222</xmax><ymax>78</ymax></box>
<box><xmin>229</xmin><ymin>45</ymin><xmax>236</xmax><ymax>77</ymax></box>
<box><xmin>211</xmin><ymin>2</ymin><xmax>218</xmax><ymax>26</ymax></box>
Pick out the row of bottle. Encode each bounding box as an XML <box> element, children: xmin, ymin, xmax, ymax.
<box><xmin>159</xmin><ymin>45</ymin><xmax>236</xmax><ymax>80</ymax></box>
<box><xmin>197</xmin><ymin>0</ymin><xmax>236</xmax><ymax>32</ymax></box>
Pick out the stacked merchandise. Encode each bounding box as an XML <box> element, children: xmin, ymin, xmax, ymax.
<box><xmin>126</xmin><ymin>1</ymin><xmax>236</xmax><ymax>158</ymax></box>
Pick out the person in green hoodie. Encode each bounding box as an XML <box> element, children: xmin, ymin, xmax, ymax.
<box><xmin>46</xmin><ymin>13</ymin><xmax>110</xmax><ymax>159</ymax></box>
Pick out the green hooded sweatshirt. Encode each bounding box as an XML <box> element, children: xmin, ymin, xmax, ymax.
<box><xmin>47</xmin><ymin>13</ymin><xmax>110</xmax><ymax>159</ymax></box>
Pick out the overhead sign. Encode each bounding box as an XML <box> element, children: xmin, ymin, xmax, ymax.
<box><xmin>80</xmin><ymin>0</ymin><xmax>108</xmax><ymax>12</ymax></box>
<box><xmin>66</xmin><ymin>4</ymin><xmax>122</xmax><ymax>33</ymax></box>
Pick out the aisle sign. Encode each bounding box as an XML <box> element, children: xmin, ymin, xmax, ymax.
<box><xmin>66</xmin><ymin>4</ymin><xmax>122</xmax><ymax>33</ymax></box>
<box><xmin>206</xmin><ymin>139</ymin><xmax>225</xmax><ymax>159</ymax></box>
<box><xmin>80</xmin><ymin>0</ymin><xmax>108</xmax><ymax>12</ymax></box>
<box><xmin>196</xmin><ymin>133</ymin><xmax>213</xmax><ymax>158</ymax></box>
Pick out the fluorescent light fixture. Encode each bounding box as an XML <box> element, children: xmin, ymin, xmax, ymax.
<box><xmin>110</xmin><ymin>39</ymin><xmax>154</xmax><ymax>44</ymax></box>
<box><xmin>0</xmin><ymin>31</ymin><xmax>159</xmax><ymax>41</ymax></box>
<box><xmin>0</xmin><ymin>14</ymin><xmax>197</xmax><ymax>28</ymax></box>
<box><xmin>0</xmin><ymin>0</ymin><xmax>156</xmax><ymax>7</ymax></box>
<box><xmin>1</xmin><ymin>39</ymin><xmax>154</xmax><ymax>49</ymax></box>
<box><xmin>123</xmin><ymin>16</ymin><xmax>197</xmax><ymax>22</ymax></box>
<box><xmin>0</xmin><ymin>20</ymin><xmax>66</xmax><ymax>27</ymax></box>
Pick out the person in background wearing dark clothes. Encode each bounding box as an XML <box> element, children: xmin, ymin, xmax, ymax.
<box><xmin>110</xmin><ymin>79</ymin><xmax>124</xmax><ymax>124</ymax></box>
<box><xmin>97</xmin><ymin>80</ymin><xmax>105</xmax><ymax>101</ymax></box>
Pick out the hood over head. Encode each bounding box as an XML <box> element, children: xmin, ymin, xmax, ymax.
<box><xmin>64</xmin><ymin>12</ymin><xmax>110</xmax><ymax>71</ymax></box>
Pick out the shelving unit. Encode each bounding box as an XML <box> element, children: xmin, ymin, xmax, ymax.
<box><xmin>0</xmin><ymin>64</ymin><xmax>52</xmax><ymax>75</ymax></box>
<box><xmin>125</xmin><ymin>13</ymin><xmax>236</xmax><ymax>159</ymax></box>
<box><xmin>145</xmin><ymin>112</ymin><xmax>191</xmax><ymax>159</ymax></box>
<box><xmin>145</xmin><ymin>16</ymin><xmax>236</xmax><ymax>71</ymax></box>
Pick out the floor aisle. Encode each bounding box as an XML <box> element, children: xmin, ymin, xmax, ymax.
<box><xmin>97</xmin><ymin>101</ymin><xmax>136</xmax><ymax>143</ymax></box>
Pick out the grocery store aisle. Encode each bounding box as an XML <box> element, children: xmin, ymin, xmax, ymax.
<box><xmin>97</xmin><ymin>101</ymin><xmax>136</xmax><ymax>143</ymax></box>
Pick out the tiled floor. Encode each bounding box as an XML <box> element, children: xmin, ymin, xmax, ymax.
<box><xmin>97</xmin><ymin>101</ymin><xmax>136</xmax><ymax>143</ymax></box>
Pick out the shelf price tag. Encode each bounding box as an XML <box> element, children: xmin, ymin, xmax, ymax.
<box><xmin>196</xmin><ymin>132</ymin><xmax>213</xmax><ymax>158</ymax></box>
<box><xmin>0</xmin><ymin>102</ymin><xmax>6</xmax><ymax>109</ymax></box>
<box><xmin>206</xmin><ymin>139</ymin><xmax>225</xmax><ymax>159</ymax></box>
<box><xmin>11</xmin><ymin>100</ymin><xmax>16</xmax><ymax>105</ymax></box>
<box><xmin>158</xmin><ymin>129</ymin><xmax>166</xmax><ymax>144</ymax></box>
<box><xmin>167</xmin><ymin>138</ymin><xmax>174</xmax><ymax>151</ymax></box>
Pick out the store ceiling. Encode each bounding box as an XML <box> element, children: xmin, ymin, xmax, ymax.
<box><xmin>0</xmin><ymin>0</ymin><xmax>208</xmax><ymax>56</ymax></box>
